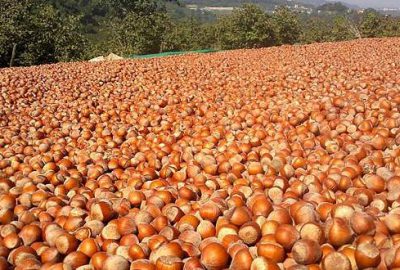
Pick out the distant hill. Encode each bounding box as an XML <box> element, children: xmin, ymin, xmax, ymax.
<box><xmin>317</xmin><ymin>2</ymin><xmax>350</xmax><ymax>11</ymax></box>
<box><xmin>181</xmin><ymin>0</ymin><xmax>319</xmax><ymax>8</ymax></box>
<box><xmin>328</xmin><ymin>0</ymin><xmax>399</xmax><ymax>9</ymax></box>
<box><xmin>297</xmin><ymin>0</ymin><xmax>326</xmax><ymax>6</ymax></box>
<box><xmin>180</xmin><ymin>0</ymin><xmax>364</xmax><ymax>10</ymax></box>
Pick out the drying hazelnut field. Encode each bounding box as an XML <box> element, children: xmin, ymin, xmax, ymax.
<box><xmin>0</xmin><ymin>38</ymin><xmax>400</xmax><ymax>270</ymax></box>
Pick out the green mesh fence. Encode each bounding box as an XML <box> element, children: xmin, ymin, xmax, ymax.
<box><xmin>127</xmin><ymin>49</ymin><xmax>220</xmax><ymax>59</ymax></box>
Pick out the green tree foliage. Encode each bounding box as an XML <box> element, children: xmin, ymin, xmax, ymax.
<box><xmin>48</xmin><ymin>0</ymin><xmax>108</xmax><ymax>34</ymax></box>
<box><xmin>359</xmin><ymin>9</ymin><xmax>383</xmax><ymax>38</ymax></box>
<box><xmin>79</xmin><ymin>0</ymin><xmax>178</xmax><ymax>57</ymax></box>
<box><xmin>299</xmin><ymin>16</ymin><xmax>332</xmax><ymax>43</ymax></box>
<box><xmin>163</xmin><ymin>18</ymin><xmax>211</xmax><ymax>51</ymax></box>
<box><xmin>0</xmin><ymin>0</ymin><xmax>85</xmax><ymax>66</ymax></box>
<box><xmin>105</xmin><ymin>0</ymin><xmax>165</xmax><ymax>16</ymax></box>
<box><xmin>273</xmin><ymin>6</ymin><xmax>301</xmax><ymax>45</ymax></box>
<box><xmin>215</xmin><ymin>4</ymin><xmax>276</xmax><ymax>49</ymax></box>
<box><xmin>0</xmin><ymin>0</ymin><xmax>31</xmax><ymax>66</ymax></box>
<box><xmin>331</xmin><ymin>16</ymin><xmax>357</xmax><ymax>41</ymax></box>
<box><xmin>20</xmin><ymin>5</ymin><xmax>85</xmax><ymax>65</ymax></box>
<box><xmin>107</xmin><ymin>11</ymin><xmax>170</xmax><ymax>55</ymax></box>
<box><xmin>380</xmin><ymin>16</ymin><xmax>400</xmax><ymax>37</ymax></box>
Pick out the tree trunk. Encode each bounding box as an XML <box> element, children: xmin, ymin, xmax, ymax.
<box><xmin>9</xmin><ymin>43</ymin><xmax>17</xmax><ymax>67</ymax></box>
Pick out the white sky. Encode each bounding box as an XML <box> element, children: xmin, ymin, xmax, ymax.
<box><xmin>328</xmin><ymin>0</ymin><xmax>400</xmax><ymax>8</ymax></box>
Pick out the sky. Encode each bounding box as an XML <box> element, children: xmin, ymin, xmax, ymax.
<box><xmin>329</xmin><ymin>0</ymin><xmax>400</xmax><ymax>8</ymax></box>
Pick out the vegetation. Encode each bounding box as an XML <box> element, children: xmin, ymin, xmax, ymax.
<box><xmin>0</xmin><ymin>0</ymin><xmax>399</xmax><ymax>67</ymax></box>
<box><xmin>0</xmin><ymin>0</ymin><xmax>85</xmax><ymax>67</ymax></box>
<box><xmin>317</xmin><ymin>2</ymin><xmax>350</xmax><ymax>13</ymax></box>
<box><xmin>215</xmin><ymin>4</ymin><xmax>277</xmax><ymax>49</ymax></box>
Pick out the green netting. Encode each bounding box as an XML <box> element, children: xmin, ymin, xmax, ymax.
<box><xmin>127</xmin><ymin>49</ymin><xmax>220</xmax><ymax>59</ymax></box>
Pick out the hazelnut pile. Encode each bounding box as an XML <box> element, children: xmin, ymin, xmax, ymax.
<box><xmin>0</xmin><ymin>38</ymin><xmax>399</xmax><ymax>270</ymax></box>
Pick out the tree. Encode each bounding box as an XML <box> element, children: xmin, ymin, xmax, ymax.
<box><xmin>105</xmin><ymin>0</ymin><xmax>167</xmax><ymax>17</ymax></box>
<box><xmin>380</xmin><ymin>16</ymin><xmax>400</xmax><ymax>37</ymax></box>
<box><xmin>331</xmin><ymin>16</ymin><xmax>357</xmax><ymax>41</ymax></box>
<box><xmin>163</xmin><ymin>18</ymin><xmax>205</xmax><ymax>51</ymax></box>
<box><xmin>19</xmin><ymin>4</ymin><xmax>85</xmax><ymax>65</ymax></box>
<box><xmin>0</xmin><ymin>0</ymin><xmax>31</xmax><ymax>66</ymax></box>
<box><xmin>162</xmin><ymin>18</ymin><xmax>218</xmax><ymax>51</ymax></box>
<box><xmin>273</xmin><ymin>6</ymin><xmax>301</xmax><ymax>45</ymax></box>
<box><xmin>300</xmin><ymin>16</ymin><xmax>331</xmax><ymax>44</ymax></box>
<box><xmin>359</xmin><ymin>9</ymin><xmax>382</xmax><ymax>38</ymax></box>
<box><xmin>48</xmin><ymin>0</ymin><xmax>109</xmax><ymax>34</ymax></box>
<box><xmin>108</xmin><ymin>11</ymin><xmax>170</xmax><ymax>55</ymax></box>
<box><xmin>53</xmin><ymin>14</ymin><xmax>87</xmax><ymax>62</ymax></box>
<box><xmin>0</xmin><ymin>0</ymin><xmax>85</xmax><ymax>67</ymax></box>
<box><xmin>215</xmin><ymin>4</ymin><xmax>276</xmax><ymax>50</ymax></box>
